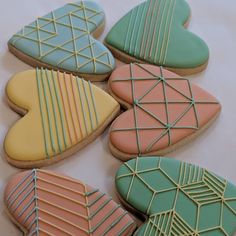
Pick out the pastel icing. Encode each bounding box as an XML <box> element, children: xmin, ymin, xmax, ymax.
<box><xmin>105</xmin><ymin>0</ymin><xmax>209</xmax><ymax>70</ymax></box>
<box><xmin>109</xmin><ymin>64</ymin><xmax>221</xmax><ymax>157</ymax></box>
<box><xmin>5</xmin><ymin>68</ymin><xmax>119</xmax><ymax>163</ymax></box>
<box><xmin>5</xmin><ymin>169</ymin><xmax>136</xmax><ymax>235</ymax></box>
<box><xmin>9</xmin><ymin>1</ymin><xmax>115</xmax><ymax>75</ymax></box>
<box><xmin>116</xmin><ymin>157</ymin><xmax>236</xmax><ymax>236</ymax></box>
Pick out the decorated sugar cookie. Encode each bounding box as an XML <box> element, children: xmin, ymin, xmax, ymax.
<box><xmin>108</xmin><ymin>64</ymin><xmax>221</xmax><ymax>160</ymax></box>
<box><xmin>105</xmin><ymin>0</ymin><xmax>209</xmax><ymax>75</ymax></box>
<box><xmin>8</xmin><ymin>1</ymin><xmax>115</xmax><ymax>81</ymax></box>
<box><xmin>5</xmin><ymin>169</ymin><xmax>136</xmax><ymax>235</ymax></box>
<box><xmin>4</xmin><ymin>68</ymin><xmax>120</xmax><ymax>168</ymax></box>
<box><xmin>116</xmin><ymin>157</ymin><xmax>236</xmax><ymax>236</ymax></box>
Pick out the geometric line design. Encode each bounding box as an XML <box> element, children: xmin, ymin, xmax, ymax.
<box><xmin>5</xmin><ymin>169</ymin><xmax>136</xmax><ymax>236</ymax></box>
<box><xmin>116</xmin><ymin>157</ymin><xmax>236</xmax><ymax>236</ymax></box>
<box><xmin>9</xmin><ymin>1</ymin><xmax>114</xmax><ymax>74</ymax></box>
<box><xmin>110</xmin><ymin>63</ymin><xmax>220</xmax><ymax>155</ymax></box>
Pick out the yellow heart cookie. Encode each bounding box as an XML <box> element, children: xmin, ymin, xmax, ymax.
<box><xmin>5</xmin><ymin>68</ymin><xmax>120</xmax><ymax>168</ymax></box>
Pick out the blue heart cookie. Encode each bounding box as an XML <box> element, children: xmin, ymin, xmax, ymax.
<box><xmin>9</xmin><ymin>1</ymin><xmax>115</xmax><ymax>81</ymax></box>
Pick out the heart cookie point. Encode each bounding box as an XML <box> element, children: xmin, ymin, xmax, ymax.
<box><xmin>105</xmin><ymin>0</ymin><xmax>209</xmax><ymax>75</ymax></box>
<box><xmin>108</xmin><ymin>64</ymin><xmax>221</xmax><ymax>160</ymax></box>
<box><xmin>116</xmin><ymin>157</ymin><xmax>236</xmax><ymax>236</ymax></box>
<box><xmin>8</xmin><ymin>1</ymin><xmax>115</xmax><ymax>81</ymax></box>
<box><xmin>5</xmin><ymin>169</ymin><xmax>136</xmax><ymax>235</ymax></box>
<box><xmin>5</xmin><ymin>68</ymin><xmax>120</xmax><ymax>168</ymax></box>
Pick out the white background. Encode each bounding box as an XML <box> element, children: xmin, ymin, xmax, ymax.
<box><xmin>0</xmin><ymin>0</ymin><xmax>236</xmax><ymax>235</ymax></box>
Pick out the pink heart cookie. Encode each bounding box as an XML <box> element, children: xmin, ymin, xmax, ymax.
<box><xmin>108</xmin><ymin>63</ymin><xmax>221</xmax><ymax>160</ymax></box>
<box><xmin>5</xmin><ymin>169</ymin><xmax>136</xmax><ymax>235</ymax></box>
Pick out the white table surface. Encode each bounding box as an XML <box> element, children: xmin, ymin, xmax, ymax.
<box><xmin>0</xmin><ymin>0</ymin><xmax>236</xmax><ymax>235</ymax></box>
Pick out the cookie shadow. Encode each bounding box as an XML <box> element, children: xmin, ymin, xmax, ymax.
<box><xmin>0</xmin><ymin>50</ymin><xmax>31</xmax><ymax>74</ymax></box>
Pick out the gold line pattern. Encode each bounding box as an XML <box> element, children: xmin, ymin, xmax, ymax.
<box><xmin>123</xmin><ymin>0</ymin><xmax>176</xmax><ymax>65</ymax></box>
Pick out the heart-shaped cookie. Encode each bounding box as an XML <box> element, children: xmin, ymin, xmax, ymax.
<box><xmin>5</xmin><ymin>169</ymin><xmax>136</xmax><ymax>235</ymax></box>
<box><xmin>8</xmin><ymin>1</ymin><xmax>115</xmax><ymax>81</ymax></box>
<box><xmin>105</xmin><ymin>0</ymin><xmax>209</xmax><ymax>75</ymax></box>
<box><xmin>4</xmin><ymin>68</ymin><xmax>120</xmax><ymax>168</ymax></box>
<box><xmin>116</xmin><ymin>157</ymin><xmax>236</xmax><ymax>236</ymax></box>
<box><xmin>108</xmin><ymin>64</ymin><xmax>221</xmax><ymax>161</ymax></box>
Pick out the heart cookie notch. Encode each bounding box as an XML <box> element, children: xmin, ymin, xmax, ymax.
<box><xmin>108</xmin><ymin>64</ymin><xmax>221</xmax><ymax>161</ymax></box>
<box><xmin>105</xmin><ymin>0</ymin><xmax>209</xmax><ymax>75</ymax></box>
<box><xmin>5</xmin><ymin>68</ymin><xmax>120</xmax><ymax>168</ymax></box>
<box><xmin>116</xmin><ymin>157</ymin><xmax>236</xmax><ymax>236</ymax></box>
<box><xmin>5</xmin><ymin>169</ymin><xmax>137</xmax><ymax>235</ymax></box>
<box><xmin>8</xmin><ymin>1</ymin><xmax>115</xmax><ymax>81</ymax></box>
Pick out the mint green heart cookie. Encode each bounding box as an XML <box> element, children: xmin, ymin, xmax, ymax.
<box><xmin>116</xmin><ymin>157</ymin><xmax>236</xmax><ymax>235</ymax></box>
<box><xmin>8</xmin><ymin>1</ymin><xmax>115</xmax><ymax>81</ymax></box>
<box><xmin>105</xmin><ymin>0</ymin><xmax>209</xmax><ymax>75</ymax></box>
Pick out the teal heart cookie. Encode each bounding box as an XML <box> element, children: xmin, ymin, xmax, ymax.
<box><xmin>116</xmin><ymin>157</ymin><xmax>236</xmax><ymax>235</ymax></box>
<box><xmin>8</xmin><ymin>1</ymin><xmax>115</xmax><ymax>81</ymax></box>
<box><xmin>105</xmin><ymin>0</ymin><xmax>209</xmax><ymax>75</ymax></box>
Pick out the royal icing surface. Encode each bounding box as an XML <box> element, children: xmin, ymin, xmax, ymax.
<box><xmin>116</xmin><ymin>157</ymin><xmax>236</xmax><ymax>236</ymax></box>
<box><xmin>5</xmin><ymin>169</ymin><xmax>136</xmax><ymax>235</ymax></box>
<box><xmin>5</xmin><ymin>68</ymin><xmax>119</xmax><ymax>162</ymax></box>
<box><xmin>105</xmin><ymin>0</ymin><xmax>209</xmax><ymax>69</ymax></box>
<box><xmin>9</xmin><ymin>1</ymin><xmax>115</xmax><ymax>75</ymax></box>
<box><xmin>109</xmin><ymin>64</ymin><xmax>221</xmax><ymax>156</ymax></box>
